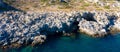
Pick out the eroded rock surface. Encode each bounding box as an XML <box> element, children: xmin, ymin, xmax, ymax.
<box><xmin>78</xmin><ymin>11</ymin><xmax>120</xmax><ymax>37</ymax></box>
<box><xmin>78</xmin><ymin>18</ymin><xmax>107</xmax><ymax>37</ymax></box>
<box><xmin>0</xmin><ymin>11</ymin><xmax>80</xmax><ymax>47</ymax></box>
<box><xmin>0</xmin><ymin>11</ymin><xmax>120</xmax><ymax>47</ymax></box>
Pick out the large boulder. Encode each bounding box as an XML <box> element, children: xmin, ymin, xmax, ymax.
<box><xmin>78</xmin><ymin>18</ymin><xmax>107</xmax><ymax>37</ymax></box>
<box><xmin>32</xmin><ymin>35</ymin><xmax>46</xmax><ymax>45</ymax></box>
<box><xmin>78</xmin><ymin>11</ymin><xmax>120</xmax><ymax>37</ymax></box>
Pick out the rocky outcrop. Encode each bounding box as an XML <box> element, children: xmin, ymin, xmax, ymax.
<box><xmin>32</xmin><ymin>35</ymin><xmax>46</xmax><ymax>45</ymax></box>
<box><xmin>0</xmin><ymin>11</ymin><xmax>80</xmax><ymax>47</ymax></box>
<box><xmin>78</xmin><ymin>11</ymin><xmax>120</xmax><ymax>37</ymax></box>
<box><xmin>78</xmin><ymin>18</ymin><xmax>107</xmax><ymax>37</ymax></box>
<box><xmin>0</xmin><ymin>10</ymin><xmax>120</xmax><ymax>47</ymax></box>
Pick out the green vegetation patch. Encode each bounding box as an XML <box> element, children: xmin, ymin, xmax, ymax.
<box><xmin>104</xmin><ymin>5</ymin><xmax>110</xmax><ymax>9</ymax></box>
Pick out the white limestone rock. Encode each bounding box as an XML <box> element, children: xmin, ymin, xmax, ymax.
<box><xmin>78</xmin><ymin>18</ymin><xmax>107</xmax><ymax>37</ymax></box>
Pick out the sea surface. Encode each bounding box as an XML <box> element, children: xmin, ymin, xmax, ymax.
<box><xmin>0</xmin><ymin>33</ymin><xmax>120</xmax><ymax>52</ymax></box>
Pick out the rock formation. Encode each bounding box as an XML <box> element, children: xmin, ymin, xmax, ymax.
<box><xmin>0</xmin><ymin>11</ymin><xmax>79</xmax><ymax>47</ymax></box>
<box><xmin>0</xmin><ymin>10</ymin><xmax>120</xmax><ymax>47</ymax></box>
<box><xmin>78</xmin><ymin>18</ymin><xmax>107</xmax><ymax>37</ymax></box>
<box><xmin>78</xmin><ymin>11</ymin><xmax>120</xmax><ymax>37</ymax></box>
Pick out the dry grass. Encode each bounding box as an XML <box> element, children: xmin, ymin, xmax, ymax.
<box><xmin>3</xmin><ymin>0</ymin><xmax>120</xmax><ymax>12</ymax></box>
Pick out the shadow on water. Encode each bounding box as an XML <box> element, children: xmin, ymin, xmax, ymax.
<box><xmin>32</xmin><ymin>34</ymin><xmax>62</xmax><ymax>52</ymax></box>
<box><xmin>4</xmin><ymin>33</ymin><xmax>80</xmax><ymax>52</ymax></box>
<box><xmin>1</xmin><ymin>33</ymin><xmax>120</xmax><ymax>52</ymax></box>
<box><xmin>29</xmin><ymin>33</ymin><xmax>80</xmax><ymax>52</ymax></box>
<box><xmin>35</xmin><ymin>33</ymin><xmax>120</xmax><ymax>52</ymax></box>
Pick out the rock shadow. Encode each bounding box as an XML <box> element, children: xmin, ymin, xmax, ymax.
<box><xmin>81</xmin><ymin>12</ymin><xmax>96</xmax><ymax>21</ymax></box>
<box><xmin>105</xmin><ymin>15</ymin><xmax>117</xmax><ymax>32</ymax></box>
<box><xmin>0</xmin><ymin>0</ymin><xmax>22</xmax><ymax>12</ymax></box>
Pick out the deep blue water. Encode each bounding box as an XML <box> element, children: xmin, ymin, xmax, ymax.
<box><xmin>1</xmin><ymin>33</ymin><xmax>120</xmax><ymax>52</ymax></box>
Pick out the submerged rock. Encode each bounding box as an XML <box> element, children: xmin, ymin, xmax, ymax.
<box><xmin>32</xmin><ymin>35</ymin><xmax>46</xmax><ymax>45</ymax></box>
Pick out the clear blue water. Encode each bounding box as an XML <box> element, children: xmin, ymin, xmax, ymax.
<box><xmin>1</xmin><ymin>33</ymin><xmax>120</xmax><ymax>52</ymax></box>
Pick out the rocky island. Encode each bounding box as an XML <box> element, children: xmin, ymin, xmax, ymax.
<box><xmin>0</xmin><ymin>0</ymin><xmax>120</xmax><ymax>48</ymax></box>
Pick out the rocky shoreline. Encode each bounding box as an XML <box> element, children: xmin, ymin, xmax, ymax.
<box><xmin>0</xmin><ymin>11</ymin><xmax>120</xmax><ymax>48</ymax></box>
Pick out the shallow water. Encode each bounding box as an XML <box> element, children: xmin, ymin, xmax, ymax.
<box><xmin>1</xmin><ymin>33</ymin><xmax>120</xmax><ymax>52</ymax></box>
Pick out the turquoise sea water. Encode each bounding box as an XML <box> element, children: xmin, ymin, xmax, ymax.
<box><xmin>1</xmin><ymin>33</ymin><xmax>120</xmax><ymax>52</ymax></box>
